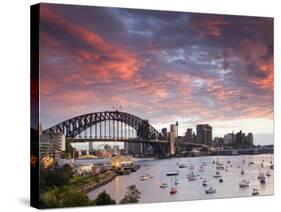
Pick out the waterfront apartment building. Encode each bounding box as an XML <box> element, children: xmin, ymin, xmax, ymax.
<box><xmin>40</xmin><ymin>132</ymin><xmax>66</xmax><ymax>160</ymax></box>
<box><xmin>196</xmin><ymin>124</ymin><xmax>212</xmax><ymax>146</ymax></box>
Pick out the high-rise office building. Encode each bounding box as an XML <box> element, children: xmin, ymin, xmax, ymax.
<box><xmin>185</xmin><ymin>128</ymin><xmax>193</xmax><ymax>142</ymax></box>
<box><xmin>224</xmin><ymin>132</ymin><xmax>236</xmax><ymax>145</ymax></box>
<box><xmin>162</xmin><ymin>128</ymin><xmax>168</xmax><ymax>139</ymax></box>
<box><xmin>170</xmin><ymin>124</ymin><xmax>178</xmax><ymax>155</ymax></box>
<box><xmin>247</xmin><ymin>133</ymin><xmax>254</xmax><ymax>146</ymax></box>
<box><xmin>235</xmin><ymin>130</ymin><xmax>246</xmax><ymax>145</ymax></box>
<box><xmin>196</xmin><ymin>124</ymin><xmax>212</xmax><ymax>145</ymax></box>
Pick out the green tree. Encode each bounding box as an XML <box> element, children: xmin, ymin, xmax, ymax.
<box><xmin>41</xmin><ymin>186</ymin><xmax>92</xmax><ymax>208</ymax></box>
<box><xmin>40</xmin><ymin>164</ymin><xmax>73</xmax><ymax>193</ymax></box>
<box><xmin>61</xmin><ymin>142</ymin><xmax>74</xmax><ymax>159</ymax></box>
<box><xmin>95</xmin><ymin>190</ymin><xmax>116</xmax><ymax>205</ymax></box>
<box><xmin>120</xmin><ymin>185</ymin><xmax>141</xmax><ymax>204</ymax></box>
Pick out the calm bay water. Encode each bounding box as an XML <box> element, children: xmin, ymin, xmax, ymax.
<box><xmin>87</xmin><ymin>154</ymin><xmax>274</xmax><ymax>203</ymax></box>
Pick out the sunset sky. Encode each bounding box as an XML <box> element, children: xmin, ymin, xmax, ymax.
<box><xmin>39</xmin><ymin>4</ymin><xmax>274</xmax><ymax>144</ymax></box>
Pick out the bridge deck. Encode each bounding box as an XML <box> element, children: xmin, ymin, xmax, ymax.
<box><xmin>67</xmin><ymin>138</ymin><xmax>169</xmax><ymax>144</ymax></box>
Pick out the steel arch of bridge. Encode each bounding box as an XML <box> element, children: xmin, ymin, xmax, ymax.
<box><xmin>43</xmin><ymin>111</ymin><xmax>164</xmax><ymax>141</ymax></box>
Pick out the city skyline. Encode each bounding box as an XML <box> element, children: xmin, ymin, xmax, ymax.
<box><xmin>39</xmin><ymin>4</ymin><xmax>273</xmax><ymax>145</ymax></box>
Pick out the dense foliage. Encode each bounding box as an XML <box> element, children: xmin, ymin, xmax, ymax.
<box><xmin>41</xmin><ymin>185</ymin><xmax>94</xmax><ymax>208</ymax></box>
<box><xmin>94</xmin><ymin>191</ymin><xmax>116</xmax><ymax>205</ymax></box>
<box><xmin>40</xmin><ymin>164</ymin><xmax>73</xmax><ymax>193</ymax></box>
<box><xmin>39</xmin><ymin>164</ymin><xmax>119</xmax><ymax>208</ymax></box>
<box><xmin>120</xmin><ymin>185</ymin><xmax>141</xmax><ymax>204</ymax></box>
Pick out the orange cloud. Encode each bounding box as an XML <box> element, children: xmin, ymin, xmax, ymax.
<box><xmin>251</xmin><ymin>57</ymin><xmax>274</xmax><ymax>90</ymax></box>
<box><xmin>40</xmin><ymin>5</ymin><xmax>141</xmax><ymax>88</ymax></box>
<box><xmin>238</xmin><ymin>39</ymin><xmax>273</xmax><ymax>90</ymax></box>
<box><xmin>192</xmin><ymin>15</ymin><xmax>230</xmax><ymax>38</ymax></box>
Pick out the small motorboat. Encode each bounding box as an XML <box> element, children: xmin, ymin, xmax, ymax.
<box><xmin>140</xmin><ymin>175</ymin><xmax>151</xmax><ymax>181</ymax></box>
<box><xmin>170</xmin><ymin>187</ymin><xmax>177</xmax><ymax>195</ymax></box>
<box><xmin>216</xmin><ymin>165</ymin><xmax>224</xmax><ymax>170</ymax></box>
<box><xmin>239</xmin><ymin>179</ymin><xmax>250</xmax><ymax>188</ymax></box>
<box><xmin>205</xmin><ymin>187</ymin><xmax>216</xmax><ymax>194</ymax></box>
<box><xmin>266</xmin><ymin>169</ymin><xmax>271</xmax><ymax>177</ymax></box>
<box><xmin>252</xmin><ymin>188</ymin><xmax>259</xmax><ymax>196</ymax></box>
<box><xmin>213</xmin><ymin>171</ymin><xmax>222</xmax><ymax>178</ymax></box>
<box><xmin>260</xmin><ymin>176</ymin><xmax>266</xmax><ymax>184</ymax></box>
<box><xmin>178</xmin><ymin>163</ymin><xmax>188</xmax><ymax>168</ymax></box>
<box><xmin>199</xmin><ymin>167</ymin><xmax>204</xmax><ymax>172</ymax></box>
<box><xmin>160</xmin><ymin>182</ymin><xmax>168</xmax><ymax>188</ymax></box>
<box><xmin>188</xmin><ymin>175</ymin><xmax>198</xmax><ymax>181</ymax></box>
<box><xmin>216</xmin><ymin>161</ymin><xmax>223</xmax><ymax>166</ymax></box>
<box><xmin>258</xmin><ymin>169</ymin><xmax>264</xmax><ymax>179</ymax></box>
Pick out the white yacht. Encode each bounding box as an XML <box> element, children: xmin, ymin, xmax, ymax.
<box><xmin>252</xmin><ymin>188</ymin><xmax>259</xmax><ymax>196</ymax></box>
<box><xmin>205</xmin><ymin>187</ymin><xmax>216</xmax><ymax>194</ymax></box>
<box><xmin>258</xmin><ymin>170</ymin><xmax>266</xmax><ymax>184</ymax></box>
<box><xmin>239</xmin><ymin>179</ymin><xmax>250</xmax><ymax>188</ymax></box>
<box><xmin>160</xmin><ymin>182</ymin><xmax>168</xmax><ymax>188</ymax></box>
<box><xmin>178</xmin><ymin>163</ymin><xmax>188</xmax><ymax>168</ymax></box>
<box><xmin>199</xmin><ymin>166</ymin><xmax>204</xmax><ymax>172</ymax></box>
<box><xmin>266</xmin><ymin>168</ymin><xmax>271</xmax><ymax>177</ymax></box>
<box><xmin>187</xmin><ymin>172</ymin><xmax>198</xmax><ymax>181</ymax></box>
<box><xmin>140</xmin><ymin>174</ymin><xmax>151</xmax><ymax>181</ymax></box>
<box><xmin>213</xmin><ymin>171</ymin><xmax>222</xmax><ymax>178</ymax></box>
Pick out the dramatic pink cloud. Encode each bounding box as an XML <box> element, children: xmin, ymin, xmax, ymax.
<box><xmin>38</xmin><ymin>4</ymin><xmax>273</xmax><ymax>137</ymax></box>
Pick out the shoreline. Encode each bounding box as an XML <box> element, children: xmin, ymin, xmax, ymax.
<box><xmin>80</xmin><ymin>171</ymin><xmax>117</xmax><ymax>193</ymax></box>
<box><xmin>133</xmin><ymin>152</ymin><xmax>274</xmax><ymax>160</ymax></box>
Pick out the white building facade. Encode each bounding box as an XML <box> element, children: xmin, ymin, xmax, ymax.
<box><xmin>40</xmin><ymin>132</ymin><xmax>66</xmax><ymax>160</ymax></box>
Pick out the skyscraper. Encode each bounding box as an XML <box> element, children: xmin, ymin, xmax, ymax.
<box><xmin>170</xmin><ymin>124</ymin><xmax>178</xmax><ymax>155</ymax></box>
<box><xmin>224</xmin><ymin>132</ymin><xmax>236</xmax><ymax>145</ymax></box>
<box><xmin>247</xmin><ymin>133</ymin><xmax>254</xmax><ymax>146</ymax></box>
<box><xmin>236</xmin><ymin>130</ymin><xmax>246</xmax><ymax>145</ymax></box>
<box><xmin>196</xmin><ymin>124</ymin><xmax>212</xmax><ymax>145</ymax></box>
<box><xmin>185</xmin><ymin>128</ymin><xmax>193</xmax><ymax>143</ymax></box>
<box><xmin>162</xmin><ymin>128</ymin><xmax>168</xmax><ymax>139</ymax></box>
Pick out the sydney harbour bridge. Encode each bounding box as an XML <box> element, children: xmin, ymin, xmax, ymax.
<box><xmin>43</xmin><ymin>110</ymin><xmax>206</xmax><ymax>157</ymax></box>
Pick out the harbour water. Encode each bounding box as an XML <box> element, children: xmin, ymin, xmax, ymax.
<box><xmin>87</xmin><ymin>154</ymin><xmax>274</xmax><ymax>203</ymax></box>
